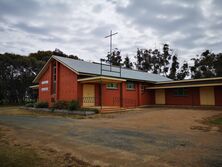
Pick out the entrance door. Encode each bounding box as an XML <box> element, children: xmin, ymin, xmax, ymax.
<box><xmin>200</xmin><ymin>87</ymin><xmax>215</xmax><ymax>105</ymax></box>
<box><xmin>155</xmin><ymin>89</ymin><xmax>165</xmax><ymax>105</ymax></box>
<box><xmin>83</xmin><ymin>84</ymin><xmax>95</xmax><ymax>107</ymax></box>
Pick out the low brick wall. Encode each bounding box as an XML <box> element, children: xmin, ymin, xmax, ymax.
<box><xmin>21</xmin><ymin>107</ymin><xmax>96</xmax><ymax>116</ymax></box>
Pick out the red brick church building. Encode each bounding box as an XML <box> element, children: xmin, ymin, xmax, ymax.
<box><xmin>32</xmin><ymin>56</ymin><xmax>222</xmax><ymax>111</ymax></box>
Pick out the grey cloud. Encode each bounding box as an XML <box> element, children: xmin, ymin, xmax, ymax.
<box><xmin>92</xmin><ymin>4</ymin><xmax>103</xmax><ymax>13</ymax></box>
<box><xmin>115</xmin><ymin>0</ymin><xmax>222</xmax><ymax>54</ymax></box>
<box><xmin>0</xmin><ymin>0</ymin><xmax>40</xmax><ymax>18</ymax></box>
<box><xmin>116</xmin><ymin>0</ymin><xmax>203</xmax><ymax>34</ymax></box>
<box><xmin>15</xmin><ymin>22</ymin><xmax>49</xmax><ymax>35</ymax></box>
<box><xmin>91</xmin><ymin>24</ymin><xmax>117</xmax><ymax>37</ymax></box>
<box><xmin>0</xmin><ymin>0</ymin><xmax>222</xmax><ymax>62</ymax></box>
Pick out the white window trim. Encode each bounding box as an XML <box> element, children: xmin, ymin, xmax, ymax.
<box><xmin>41</xmin><ymin>80</ymin><xmax>48</xmax><ymax>85</ymax></box>
<box><xmin>41</xmin><ymin>87</ymin><xmax>48</xmax><ymax>91</ymax></box>
<box><xmin>106</xmin><ymin>83</ymin><xmax>118</xmax><ymax>89</ymax></box>
<box><xmin>126</xmin><ymin>82</ymin><xmax>136</xmax><ymax>90</ymax></box>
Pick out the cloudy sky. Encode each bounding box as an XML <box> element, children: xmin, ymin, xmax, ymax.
<box><xmin>0</xmin><ymin>0</ymin><xmax>222</xmax><ymax>62</ymax></box>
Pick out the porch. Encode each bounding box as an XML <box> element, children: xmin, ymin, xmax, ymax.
<box><xmin>77</xmin><ymin>76</ymin><xmax>138</xmax><ymax>111</ymax></box>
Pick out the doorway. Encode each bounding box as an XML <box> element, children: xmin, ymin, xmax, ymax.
<box><xmin>83</xmin><ymin>84</ymin><xmax>95</xmax><ymax>107</ymax></box>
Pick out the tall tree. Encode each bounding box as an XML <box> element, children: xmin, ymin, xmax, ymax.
<box><xmin>168</xmin><ymin>55</ymin><xmax>179</xmax><ymax>80</ymax></box>
<box><xmin>0</xmin><ymin>49</ymin><xmax>82</xmax><ymax>104</ymax></box>
<box><xmin>29</xmin><ymin>50</ymin><xmax>52</xmax><ymax>62</ymax></box>
<box><xmin>176</xmin><ymin>61</ymin><xmax>189</xmax><ymax>80</ymax></box>
<box><xmin>0</xmin><ymin>53</ymin><xmax>38</xmax><ymax>103</ymax></box>
<box><xmin>151</xmin><ymin>48</ymin><xmax>162</xmax><ymax>74</ymax></box>
<box><xmin>135</xmin><ymin>49</ymin><xmax>143</xmax><ymax>70</ymax></box>
<box><xmin>190</xmin><ymin>50</ymin><xmax>216</xmax><ymax>78</ymax></box>
<box><xmin>214</xmin><ymin>53</ymin><xmax>222</xmax><ymax>77</ymax></box>
<box><xmin>141</xmin><ymin>49</ymin><xmax>152</xmax><ymax>72</ymax></box>
<box><xmin>134</xmin><ymin>44</ymin><xmax>172</xmax><ymax>75</ymax></box>
<box><xmin>53</xmin><ymin>48</ymin><xmax>67</xmax><ymax>57</ymax></box>
<box><xmin>106</xmin><ymin>49</ymin><xmax>122</xmax><ymax>66</ymax></box>
<box><xmin>162</xmin><ymin>44</ymin><xmax>172</xmax><ymax>75</ymax></box>
<box><xmin>123</xmin><ymin>56</ymin><xmax>133</xmax><ymax>69</ymax></box>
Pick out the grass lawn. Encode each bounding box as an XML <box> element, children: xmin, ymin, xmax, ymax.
<box><xmin>209</xmin><ymin>117</ymin><xmax>222</xmax><ymax>125</ymax></box>
<box><xmin>0</xmin><ymin>126</ymin><xmax>97</xmax><ymax>167</ymax></box>
<box><xmin>0</xmin><ymin>145</ymin><xmax>42</xmax><ymax>167</ymax></box>
<box><xmin>0</xmin><ymin>129</ymin><xmax>42</xmax><ymax>167</ymax></box>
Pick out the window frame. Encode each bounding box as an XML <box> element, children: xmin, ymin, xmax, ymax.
<box><xmin>106</xmin><ymin>83</ymin><xmax>118</xmax><ymax>89</ymax></box>
<box><xmin>173</xmin><ymin>88</ymin><xmax>188</xmax><ymax>97</ymax></box>
<box><xmin>126</xmin><ymin>82</ymin><xmax>136</xmax><ymax>90</ymax></box>
<box><xmin>141</xmin><ymin>85</ymin><xmax>146</xmax><ymax>91</ymax></box>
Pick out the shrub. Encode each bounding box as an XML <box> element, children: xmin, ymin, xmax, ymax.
<box><xmin>34</xmin><ymin>101</ymin><xmax>48</xmax><ymax>108</ymax></box>
<box><xmin>68</xmin><ymin>100</ymin><xmax>80</xmax><ymax>111</ymax></box>
<box><xmin>52</xmin><ymin>101</ymin><xmax>68</xmax><ymax>109</ymax></box>
<box><xmin>50</xmin><ymin>108</ymin><xmax>55</xmax><ymax>112</ymax></box>
<box><xmin>24</xmin><ymin>99</ymin><xmax>36</xmax><ymax>104</ymax></box>
<box><xmin>25</xmin><ymin>103</ymin><xmax>34</xmax><ymax>107</ymax></box>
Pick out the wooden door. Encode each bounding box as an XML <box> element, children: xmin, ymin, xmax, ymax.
<box><xmin>200</xmin><ymin>87</ymin><xmax>215</xmax><ymax>105</ymax></box>
<box><xmin>155</xmin><ymin>89</ymin><xmax>165</xmax><ymax>105</ymax></box>
<box><xmin>83</xmin><ymin>84</ymin><xmax>95</xmax><ymax>107</ymax></box>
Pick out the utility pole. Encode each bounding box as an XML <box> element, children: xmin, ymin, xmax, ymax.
<box><xmin>105</xmin><ymin>30</ymin><xmax>118</xmax><ymax>64</ymax></box>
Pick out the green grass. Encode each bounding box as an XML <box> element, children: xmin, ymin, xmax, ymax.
<box><xmin>209</xmin><ymin>118</ymin><xmax>222</xmax><ymax>125</ymax></box>
<box><xmin>0</xmin><ymin>145</ymin><xmax>42</xmax><ymax>167</ymax></box>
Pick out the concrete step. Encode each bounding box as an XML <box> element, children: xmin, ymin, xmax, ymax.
<box><xmin>100</xmin><ymin>107</ymin><xmax>127</xmax><ymax>113</ymax></box>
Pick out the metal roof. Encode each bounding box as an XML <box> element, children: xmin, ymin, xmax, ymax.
<box><xmin>53</xmin><ymin>56</ymin><xmax>171</xmax><ymax>83</ymax></box>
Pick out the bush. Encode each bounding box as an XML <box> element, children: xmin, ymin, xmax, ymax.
<box><xmin>52</xmin><ymin>101</ymin><xmax>68</xmax><ymax>109</ymax></box>
<box><xmin>25</xmin><ymin>103</ymin><xmax>34</xmax><ymax>107</ymax></box>
<box><xmin>24</xmin><ymin>99</ymin><xmax>36</xmax><ymax>104</ymax></box>
<box><xmin>34</xmin><ymin>101</ymin><xmax>48</xmax><ymax>108</ymax></box>
<box><xmin>68</xmin><ymin>100</ymin><xmax>80</xmax><ymax>111</ymax></box>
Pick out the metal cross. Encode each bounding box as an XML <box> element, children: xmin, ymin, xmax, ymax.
<box><xmin>105</xmin><ymin>30</ymin><xmax>118</xmax><ymax>55</ymax></box>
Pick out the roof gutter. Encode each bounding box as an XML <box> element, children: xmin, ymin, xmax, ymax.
<box><xmin>78</xmin><ymin>72</ymin><xmax>159</xmax><ymax>83</ymax></box>
<box><xmin>147</xmin><ymin>83</ymin><xmax>222</xmax><ymax>89</ymax></box>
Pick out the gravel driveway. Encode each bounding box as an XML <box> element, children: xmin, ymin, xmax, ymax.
<box><xmin>0</xmin><ymin>107</ymin><xmax>221</xmax><ymax>167</ymax></box>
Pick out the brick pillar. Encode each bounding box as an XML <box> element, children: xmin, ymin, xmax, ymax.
<box><xmin>120</xmin><ymin>82</ymin><xmax>123</xmax><ymax>107</ymax></box>
<box><xmin>138</xmin><ymin>83</ymin><xmax>142</xmax><ymax>106</ymax></box>
<box><xmin>121</xmin><ymin>82</ymin><xmax>126</xmax><ymax>107</ymax></box>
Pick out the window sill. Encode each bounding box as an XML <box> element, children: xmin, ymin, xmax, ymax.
<box><xmin>127</xmin><ymin>88</ymin><xmax>135</xmax><ymax>91</ymax></box>
<box><xmin>173</xmin><ymin>95</ymin><xmax>188</xmax><ymax>97</ymax></box>
<box><xmin>107</xmin><ymin>88</ymin><xmax>118</xmax><ymax>90</ymax></box>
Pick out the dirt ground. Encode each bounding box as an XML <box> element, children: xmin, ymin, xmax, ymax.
<box><xmin>0</xmin><ymin>107</ymin><xmax>222</xmax><ymax>167</ymax></box>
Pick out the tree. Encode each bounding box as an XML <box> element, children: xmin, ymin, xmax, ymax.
<box><xmin>141</xmin><ymin>49</ymin><xmax>152</xmax><ymax>72</ymax></box>
<box><xmin>53</xmin><ymin>48</ymin><xmax>67</xmax><ymax>57</ymax></box>
<box><xmin>214</xmin><ymin>53</ymin><xmax>222</xmax><ymax>77</ymax></box>
<box><xmin>0</xmin><ymin>49</ymin><xmax>82</xmax><ymax>104</ymax></box>
<box><xmin>162</xmin><ymin>44</ymin><xmax>172</xmax><ymax>75</ymax></box>
<box><xmin>135</xmin><ymin>49</ymin><xmax>143</xmax><ymax>70</ymax></box>
<box><xmin>68</xmin><ymin>55</ymin><xmax>80</xmax><ymax>60</ymax></box>
<box><xmin>0</xmin><ymin>53</ymin><xmax>38</xmax><ymax>103</ymax></box>
<box><xmin>151</xmin><ymin>48</ymin><xmax>162</xmax><ymax>74</ymax></box>
<box><xmin>134</xmin><ymin>44</ymin><xmax>172</xmax><ymax>76</ymax></box>
<box><xmin>123</xmin><ymin>56</ymin><xmax>133</xmax><ymax>69</ymax></box>
<box><xmin>190</xmin><ymin>50</ymin><xmax>216</xmax><ymax>79</ymax></box>
<box><xmin>106</xmin><ymin>49</ymin><xmax>122</xmax><ymax>66</ymax></box>
<box><xmin>29</xmin><ymin>50</ymin><xmax>52</xmax><ymax>62</ymax></box>
<box><xmin>176</xmin><ymin>61</ymin><xmax>189</xmax><ymax>80</ymax></box>
<box><xmin>168</xmin><ymin>55</ymin><xmax>179</xmax><ymax>80</ymax></box>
